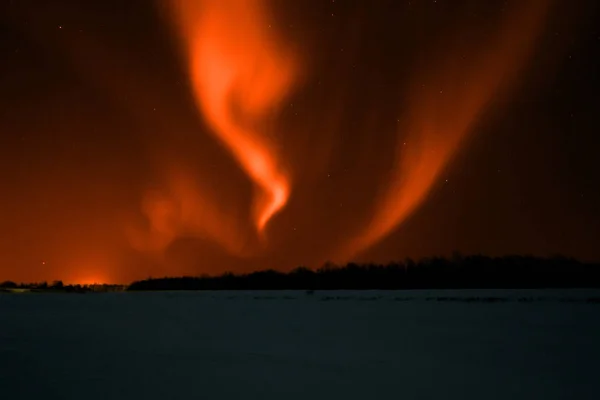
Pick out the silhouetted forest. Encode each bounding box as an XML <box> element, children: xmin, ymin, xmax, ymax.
<box><xmin>0</xmin><ymin>280</ymin><xmax>125</xmax><ymax>293</ymax></box>
<box><xmin>127</xmin><ymin>255</ymin><xmax>600</xmax><ymax>291</ymax></box>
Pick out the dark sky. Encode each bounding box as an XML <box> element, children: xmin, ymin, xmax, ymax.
<box><xmin>1</xmin><ymin>0</ymin><xmax>598</xmax><ymax>284</ymax></box>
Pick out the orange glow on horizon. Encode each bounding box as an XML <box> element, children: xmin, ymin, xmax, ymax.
<box><xmin>67</xmin><ymin>278</ymin><xmax>107</xmax><ymax>286</ymax></box>
<box><xmin>62</xmin><ymin>272</ymin><xmax>111</xmax><ymax>286</ymax></box>
<box><xmin>169</xmin><ymin>0</ymin><xmax>298</xmax><ymax>236</ymax></box>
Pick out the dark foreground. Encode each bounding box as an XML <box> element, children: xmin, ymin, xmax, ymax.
<box><xmin>1</xmin><ymin>289</ymin><xmax>599</xmax><ymax>399</ymax></box>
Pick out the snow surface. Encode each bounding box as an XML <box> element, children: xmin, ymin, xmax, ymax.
<box><xmin>1</xmin><ymin>289</ymin><xmax>599</xmax><ymax>399</ymax></box>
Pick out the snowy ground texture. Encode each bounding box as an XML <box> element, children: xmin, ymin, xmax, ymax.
<box><xmin>1</xmin><ymin>289</ymin><xmax>599</xmax><ymax>399</ymax></box>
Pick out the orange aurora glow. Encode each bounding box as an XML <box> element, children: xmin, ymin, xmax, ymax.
<box><xmin>336</xmin><ymin>0</ymin><xmax>551</xmax><ymax>261</ymax></box>
<box><xmin>164</xmin><ymin>0</ymin><xmax>551</xmax><ymax>266</ymax></box>
<box><xmin>0</xmin><ymin>0</ymin><xmax>563</xmax><ymax>284</ymax></box>
<box><xmin>128</xmin><ymin>166</ymin><xmax>249</xmax><ymax>257</ymax></box>
<box><xmin>169</xmin><ymin>0</ymin><xmax>299</xmax><ymax>236</ymax></box>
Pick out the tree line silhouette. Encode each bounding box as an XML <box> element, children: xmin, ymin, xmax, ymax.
<box><xmin>0</xmin><ymin>280</ymin><xmax>124</xmax><ymax>293</ymax></box>
<box><xmin>2</xmin><ymin>255</ymin><xmax>598</xmax><ymax>292</ymax></box>
<box><xmin>126</xmin><ymin>254</ymin><xmax>600</xmax><ymax>291</ymax></box>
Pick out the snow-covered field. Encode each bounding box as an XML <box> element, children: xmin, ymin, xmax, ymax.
<box><xmin>1</xmin><ymin>289</ymin><xmax>599</xmax><ymax>399</ymax></box>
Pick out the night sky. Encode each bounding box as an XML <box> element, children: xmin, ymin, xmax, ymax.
<box><xmin>1</xmin><ymin>0</ymin><xmax>598</xmax><ymax>284</ymax></box>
